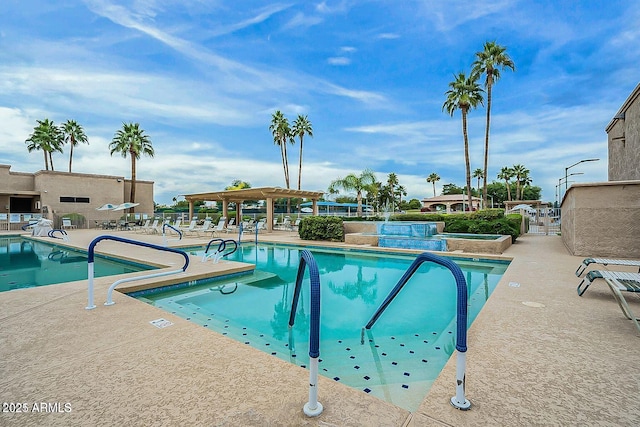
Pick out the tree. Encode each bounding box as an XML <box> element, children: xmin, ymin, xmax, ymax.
<box><xmin>441</xmin><ymin>183</ymin><xmax>464</xmax><ymax>195</ymax></box>
<box><xmin>291</xmin><ymin>115</ymin><xmax>313</xmax><ymax>190</ymax></box>
<box><xmin>395</xmin><ymin>184</ymin><xmax>407</xmax><ymax>210</ymax></box>
<box><xmin>497</xmin><ymin>166</ymin><xmax>514</xmax><ymax>201</ymax></box>
<box><xmin>512</xmin><ymin>164</ymin><xmax>529</xmax><ymax>200</ymax></box>
<box><xmin>269</xmin><ymin>111</ymin><xmax>293</xmax><ymax>189</ymax></box>
<box><xmin>426</xmin><ymin>172</ymin><xmax>440</xmax><ymax>197</ymax></box>
<box><xmin>472</xmin><ymin>41</ymin><xmax>515</xmax><ymax>208</ymax></box>
<box><xmin>60</xmin><ymin>120</ymin><xmax>88</xmax><ymax>173</ymax></box>
<box><xmin>473</xmin><ymin>168</ymin><xmax>484</xmax><ymax>195</ymax></box>
<box><xmin>328</xmin><ymin>169</ymin><xmax>377</xmax><ymax>217</ymax></box>
<box><xmin>386</xmin><ymin>173</ymin><xmax>399</xmax><ymax>211</ymax></box>
<box><xmin>109</xmin><ymin>122</ymin><xmax>154</xmax><ymax>212</ymax></box>
<box><xmin>25</xmin><ymin>118</ymin><xmax>63</xmax><ymax>171</ymax></box>
<box><xmin>443</xmin><ymin>72</ymin><xmax>484</xmax><ymax>210</ymax></box>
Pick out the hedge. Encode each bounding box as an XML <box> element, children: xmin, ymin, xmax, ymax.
<box><xmin>299</xmin><ymin>216</ymin><xmax>344</xmax><ymax>241</ymax></box>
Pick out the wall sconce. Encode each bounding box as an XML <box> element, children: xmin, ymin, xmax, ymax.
<box><xmin>117</xmin><ymin>179</ymin><xmax>123</xmax><ymax>183</ymax></box>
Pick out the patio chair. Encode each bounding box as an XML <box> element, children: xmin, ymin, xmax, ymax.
<box><xmin>61</xmin><ymin>218</ymin><xmax>76</xmax><ymax>230</ymax></box>
<box><xmin>578</xmin><ymin>270</ymin><xmax>640</xmax><ymax>333</ymax></box>
<box><xmin>291</xmin><ymin>218</ymin><xmax>301</xmax><ymax>231</ymax></box>
<box><xmin>224</xmin><ymin>218</ymin><xmax>237</xmax><ymax>233</ymax></box>
<box><xmin>275</xmin><ymin>217</ymin><xmax>290</xmax><ymax>231</ymax></box>
<box><xmin>210</xmin><ymin>217</ymin><xmax>227</xmax><ymax>237</ymax></box>
<box><xmin>575</xmin><ymin>257</ymin><xmax>640</xmax><ymax>277</ymax></box>
<box><xmin>186</xmin><ymin>219</ymin><xmax>211</xmax><ymax>237</ymax></box>
<box><xmin>144</xmin><ymin>219</ymin><xmax>160</xmax><ymax>234</ymax></box>
<box><xmin>135</xmin><ymin>219</ymin><xmax>151</xmax><ymax>233</ymax></box>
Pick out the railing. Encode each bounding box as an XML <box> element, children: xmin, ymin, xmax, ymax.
<box><xmin>162</xmin><ymin>223</ymin><xmax>183</xmax><ymax>246</ymax></box>
<box><xmin>48</xmin><ymin>229</ymin><xmax>69</xmax><ymax>241</ymax></box>
<box><xmin>361</xmin><ymin>252</ymin><xmax>472</xmax><ymax>411</ymax></box>
<box><xmin>202</xmin><ymin>238</ymin><xmax>238</xmax><ymax>263</ymax></box>
<box><xmin>288</xmin><ymin>250</ymin><xmax>323</xmax><ymax>417</ymax></box>
<box><xmin>85</xmin><ymin>235</ymin><xmax>190</xmax><ymax>310</ymax></box>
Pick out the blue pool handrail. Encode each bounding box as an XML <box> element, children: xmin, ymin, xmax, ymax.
<box><xmin>288</xmin><ymin>249</ymin><xmax>323</xmax><ymax>417</ymax></box>
<box><xmin>202</xmin><ymin>239</ymin><xmax>238</xmax><ymax>263</ymax></box>
<box><xmin>362</xmin><ymin>251</ymin><xmax>472</xmax><ymax>411</ymax></box>
<box><xmin>161</xmin><ymin>223</ymin><xmax>183</xmax><ymax>246</ymax></box>
<box><xmin>86</xmin><ymin>235</ymin><xmax>190</xmax><ymax>310</ymax></box>
<box><xmin>48</xmin><ymin>229</ymin><xmax>69</xmax><ymax>241</ymax></box>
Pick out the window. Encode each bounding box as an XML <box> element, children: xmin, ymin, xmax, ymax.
<box><xmin>59</xmin><ymin>197</ymin><xmax>90</xmax><ymax>203</ymax></box>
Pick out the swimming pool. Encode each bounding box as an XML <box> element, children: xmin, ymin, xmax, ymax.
<box><xmin>0</xmin><ymin>236</ymin><xmax>156</xmax><ymax>292</ymax></box>
<box><xmin>133</xmin><ymin>243</ymin><xmax>509</xmax><ymax>411</ymax></box>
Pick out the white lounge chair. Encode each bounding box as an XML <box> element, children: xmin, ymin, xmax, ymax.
<box><xmin>210</xmin><ymin>217</ymin><xmax>227</xmax><ymax>237</ymax></box>
<box><xmin>181</xmin><ymin>219</ymin><xmax>197</xmax><ymax>234</ymax></box>
<box><xmin>186</xmin><ymin>219</ymin><xmax>211</xmax><ymax>237</ymax></box>
<box><xmin>144</xmin><ymin>219</ymin><xmax>160</xmax><ymax>234</ymax></box>
<box><xmin>61</xmin><ymin>218</ymin><xmax>76</xmax><ymax>230</ymax></box>
<box><xmin>224</xmin><ymin>218</ymin><xmax>237</xmax><ymax>233</ymax></box>
<box><xmin>575</xmin><ymin>258</ymin><xmax>640</xmax><ymax>277</ymax></box>
<box><xmin>275</xmin><ymin>217</ymin><xmax>291</xmax><ymax>231</ymax></box>
<box><xmin>577</xmin><ymin>270</ymin><xmax>640</xmax><ymax>333</ymax></box>
<box><xmin>135</xmin><ymin>219</ymin><xmax>151</xmax><ymax>233</ymax></box>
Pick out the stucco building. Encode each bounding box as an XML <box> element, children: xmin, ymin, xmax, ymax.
<box><xmin>562</xmin><ymin>83</ymin><xmax>640</xmax><ymax>258</ymax></box>
<box><xmin>0</xmin><ymin>164</ymin><xmax>154</xmax><ymax>230</ymax></box>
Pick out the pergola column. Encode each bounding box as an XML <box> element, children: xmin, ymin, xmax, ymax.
<box><xmin>222</xmin><ymin>198</ymin><xmax>229</xmax><ymax>224</ymax></box>
<box><xmin>188</xmin><ymin>200</ymin><xmax>194</xmax><ymax>220</ymax></box>
<box><xmin>266</xmin><ymin>197</ymin><xmax>273</xmax><ymax>232</ymax></box>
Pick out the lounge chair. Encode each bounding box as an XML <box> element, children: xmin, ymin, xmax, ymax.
<box><xmin>575</xmin><ymin>258</ymin><xmax>640</xmax><ymax>277</ymax></box>
<box><xmin>578</xmin><ymin>270</ymin><xmax>640</xmax><ymax>333</ymax></box>
<box><xmin>224</xmin><ymin>218</ymin><xmax>237</xmax><ymax>233</ymax></box>
<box><xmin>255</xmin><ymin>218</ymin><xmax>267</xmax><ymax>232</ymax></box>
<box><xmin>61</xmin><ymin>218</ymin><xmax>76</xmax><ymax>230</ymax></box>
<box><xmin>186</xmin><ymin>219</ymin><xmax>211</xmax><ymax>237</ymax></box>
<box><xmin>291</xmin><ymin>218</ymin><xmax>301</xmax><ymax>231</ymax></box>
<box><xmin>181</xmin><ymin>219</ymin><xmax>197</xmax><ymax>234</ymax></box>
<box><xmin>144</xmin><ymin>219</ymin><xmax>160</xmax><ymax>234</ymax></box>
<box><xmin>275</xmin><ymin>217</ymin><xmax>291</xmax><ymax>231</ymax></box>
<box><xmin>135</xmin><ymin>219</ymin><xmax>151</xmax><ymax>233</ymax></box>
<box><xmin>210</xmin><ymin>217</ymin><xmax>227</xmax><ymax>237</ymax></box>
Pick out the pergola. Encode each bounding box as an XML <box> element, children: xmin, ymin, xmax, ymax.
<box><xmin>183</xmin><ymin>187</ymin><xmax>324</xmax><ymax>233</ymax></box>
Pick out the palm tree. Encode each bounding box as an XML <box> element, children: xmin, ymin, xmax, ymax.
<box><xmin>443</xmin><ymin>72</ymin><xmax>484</xmax><ymax>210</ymax></box>
<box><xmin>473</xmin><ymin>168</ymin><xmax>484</xmax><ymax>197</ymax></box>
<box><xmin>269</xmin><ymin>111</ymin><xmax>293</xmax><ymax>189</ymax></box>
<box><xmin>472</xmin><ymin>41</ymin><xmax>515</xmax><ymax>208</ymax></box>
<box><xmin>497</xmin><ymin>166</ymin><xmax>515</xmax><ymax>201</ymax></box>
<box><xmin>60</xmin><ymin>120</ymin><xmax>88</xmax><ymax>173</ymax></box>
<box><xmin>25</xmin><ymin>119</ymin><xmax>63</xmax><ymax>171</ymax></box>
<box><xmin>426</xmin><ymin>172</ymin><xmax>440</xmax><ymax>197</ymax></box>
<box><xmin>291</xmin><ymin>115</ymin><xmax>313</xmax><ymax>190</ymax></box>
<box><xmin>395</xmin><ymin>184</ymin><xmax>407</xmax><ymax>210</ymax></box>
<box><xmin>512</xmin><ymin>164</ymin><xmax>529</xmax><ymax>201</ymax></box>
<box><xmin>109</xmin><ymin>122</ymin><xmax>154</xmax><ymax>211</ymax></box>
<box><xmin>329</xmin><ymin>169</ymin><xmax>377</xmax><ymax>217</ymax></box>
<box><xmin>386</xmin><ymin>173</ymin><xmax>399</xmax><ymax>211</ymax></box>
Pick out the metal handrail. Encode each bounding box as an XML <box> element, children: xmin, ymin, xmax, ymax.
<box><xmin>162</xmin><ymin>223</ymin><xmax>183</xmax><ymax>246</ymax></box>
<box><xmin>202</xmin><ymin>239</ymin><xmax>238</xmax><ymax>263</ymax></box>
<box><xmin>85</xmin><ymin>235</ymin><xmax>190</xmax><ymax>310</ymax></box>
<box><xmin>288</xmin><ymin>250</ymin><xmax>323</xmax><ymax>417</ymax></box>
<box><xmin>361</xmin><ymin>252</ymin><xmax>472</xmax><ymax>411</ymax></box>
<box><xmin>48</xmin><ymin>229</ymin><xmax>69</xmax><ymax>241</ymax></box>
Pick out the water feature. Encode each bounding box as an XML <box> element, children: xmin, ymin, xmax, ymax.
<box><xmin>377</xmin><ymin>222</ymin><xmax>446</xmax><ymax>251</ymax></box>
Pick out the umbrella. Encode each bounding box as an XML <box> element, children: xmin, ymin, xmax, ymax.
<box><xmin>96</xmin><ymin>203</ymin><xmax>118</xmax><ymax>211</ymax></box>
<box><xmin>113</xmin><ymin>202</ymin><xmax>140</xmax><ymax>211</ymax></box>
<box><xmin>509</xmin><ymin>204</ymin><xmax>536</xmax><ymax>214</ymax></box>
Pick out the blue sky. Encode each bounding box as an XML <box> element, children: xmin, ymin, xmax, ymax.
<box><xmin>1</xmin><ymin>0</ymin><xmax>638</xmax><ymax>206</ymax></box>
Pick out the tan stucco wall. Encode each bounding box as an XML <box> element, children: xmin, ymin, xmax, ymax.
<box><xmin>607</xmin><ymin>84</ymin><xmax>640</xmax><ymax>181</ymax></box>
<box><xmin>561</xmin><ymin>181</ymin><xmax>640</xmax><ymax>258</ymax></box>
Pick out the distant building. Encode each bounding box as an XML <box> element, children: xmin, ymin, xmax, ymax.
<box><xmin>421</xmin><ymin>194</ymin><xmax>481</xmax><ymax>213</ymax></box>
<box><xmin>606</xmin><ymin>82</ymin><xmax>640</xmax><ymax>180</ymax></box>
<box><xmin>0</xmin><ymin>164</ymin><xmax>154</xmax><ymax>230</ymax></box>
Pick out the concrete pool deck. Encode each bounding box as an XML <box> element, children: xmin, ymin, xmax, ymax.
<box><xmin>1</xmin><ymin>229</ymin><xmax>638</xmax><ymax>426</ymax></box>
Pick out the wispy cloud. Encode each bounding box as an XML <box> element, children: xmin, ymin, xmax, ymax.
<box><xmin>328</xmin><ymin>57</ymin><xmax>351</xmax><ymax>66</ymax></box>
<box><xmin>282</xmin><ymin>12</ymin><xmax>323</xmax><ymax>30</ymax></box>
<box><xmin>377</xmin><ymin>33</ymin><xmax>399</xmax><ymax>40</ymax></box>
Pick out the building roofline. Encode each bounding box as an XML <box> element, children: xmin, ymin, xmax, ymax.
<box><xmin>605</xmin><ymin>81</ymin><xmax>640</xmax><ymax>133</ymax></box>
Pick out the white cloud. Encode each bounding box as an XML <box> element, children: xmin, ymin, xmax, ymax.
<box><xmin>328</xmin><ymin>57</ymin><xmax>351</xmax><ymax>66</ymax></box>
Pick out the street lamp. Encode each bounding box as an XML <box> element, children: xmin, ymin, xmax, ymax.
<box><xmin>558</xmin><ymin>173</ymin><xmax>584</xmax><ymax>205</ymax></box>
<box><xmin>565</xmin><ymin>158</ymin><xmax>599</xmax><ymax>191</ymax></box>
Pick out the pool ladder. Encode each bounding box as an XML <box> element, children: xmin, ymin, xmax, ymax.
<box><xmin>361</xmin><ymin>252</ymin><xmax>472</xmax><ymax>411</ymax></box>
<box><xmin>201</xmin><ymin>239</ymin><xmax>238</xmax><ymax>263</ymax></box>
<box><xmin>85</xmin><ymin>235</ymin><xmax>190</xmax><ymax>310</ymax></box>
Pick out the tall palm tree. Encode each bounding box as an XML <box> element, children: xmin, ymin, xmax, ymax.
<box><xmin>426</xmin><ymin>172</ymin><xmax>440</xmax><ymax>197</ymax></box>
<box><xmin>443</xmin><ymin>72</ymin><xmax>484</xmax><ymax>210</ymax></box>
<box><xmin>497</xmin><ymin>166</ymin><xmax>515</xmax><ymax>201</ymax></box>
<box><xmin>473</xmin><ymin>168</ymin><xmax>484</xmax><ymax>196</ymax></box>
<box><xmin>109</xmin><ymin>122</ymin><xmax>154</xmax><ymax>211</ymax></box>
<box><xmin>60</xmin><ymin>119</ymin><xmax>88</xmax><ymax>173</ymax></box>
<box><xmin>269</xmin><ymin>111</ymin><xmax>293</xmax><ymax>188</ymax></box>
<box><xmin>395</xmin><ymin>184</ymin><xmax>407</xmax><ymax>210</ymax></box>
<box><xmin>25</xmin><ymin>119</ymin><xmax>63</xmax><ymax>171</ymax></box>
<box><xmin>328</xmin><ymin>169</ymin><xmax>377</xmax><ymax>217</ymax></box>
<box><xmin>472</xmin><ymin>41</ymin><xmax>515</xmax><ymax>208</ymax></box>
<box><xmin>291</xmin><ymin>115</ymin><xmax>313</xmax><ymax>190</ymax></box>
<box><xmin>512</xmin><ymin>164</ymin><xmax>529</xmax><ymax>201</ymax></box>
<box><xmin>386</xmin><ymin>173</ymin><xmax>399</xmax><ymax>211</ymax></box>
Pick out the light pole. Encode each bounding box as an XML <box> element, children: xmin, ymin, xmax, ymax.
<box><xmin>565</xmin><ymin>158</ymin><xmax>599</xmax><ymax>191</ymax></box>
<box><xmin>558</xmin><ymin>172</ymin><xmax>584</xmax><ymax>204</ymax></box>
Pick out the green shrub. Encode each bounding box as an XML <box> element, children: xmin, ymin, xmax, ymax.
<box><xmin>444</xmin><ymin>218</ymin><xmax>473</xmax><ymax>233</ymax></box>
<box><xmin>299</xmin><ymin>216</ymin><xmax>344</xmax><ymax>241</ymax></box>
<box><xmin>390</xmin><ymin>213</ymin><xmax>446</xmax><ymax>222</ymax></box>
<box><xmin>470</xmin><ymin>208</ymin><xmax>504</xmax><ymax>221</ymax></box>
<box><xmin>468</xmin><ymin>218</ymin><xmax>520</xmax><ymax>242</ymax></box>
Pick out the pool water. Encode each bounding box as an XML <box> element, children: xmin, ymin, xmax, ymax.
<box><xmin>0</xmin><ymin>236</ymin><xmax>156</xmax><ymax>292</ymax></box>
<box><xmin>134</xmin><ymin>243</ymin><xmax>508</xmax><ymax>411</ymax></box>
